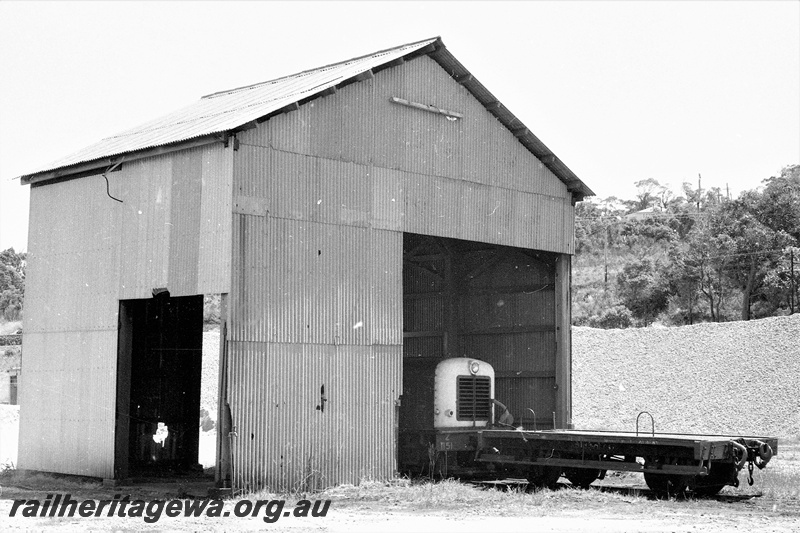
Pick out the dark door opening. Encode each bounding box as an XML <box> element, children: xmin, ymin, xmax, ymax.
<box><xmin>115</xmin><ymin>294</ymin><xmax>203</xmax><ymax>479</ymax></box>
<box><xmin>398</xmin><ymin>233</ymin><xmax>558</xmax><ymax>474</ymax></box>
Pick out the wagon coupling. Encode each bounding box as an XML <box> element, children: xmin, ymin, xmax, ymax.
<box><xmin>754</xmin><ymin>440</ymin><xmax>774</xmax><ymax>468</ymax></box>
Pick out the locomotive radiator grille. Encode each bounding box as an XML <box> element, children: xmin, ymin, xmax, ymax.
<box><xmin>456</xmin><ymin>375</ymin><xmax>491</xmax><ymax>422</ymax></box>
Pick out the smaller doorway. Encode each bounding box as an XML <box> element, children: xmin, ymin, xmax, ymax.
<box><xmin>115</xmin><ymin>294</ymin><xmax>203</xmax><ymax>478</ymax></box>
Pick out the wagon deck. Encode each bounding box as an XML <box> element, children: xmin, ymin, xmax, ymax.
<box><xmin>472</xmin><ymin>428</ymin><xmax>778</xmax><ymax>477</ymax></box>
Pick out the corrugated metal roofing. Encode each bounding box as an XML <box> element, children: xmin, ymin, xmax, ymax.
<box><xmin>19</xmin><ymin>36</ymin><xmax>593</xmax><ymax>198</ymax></box>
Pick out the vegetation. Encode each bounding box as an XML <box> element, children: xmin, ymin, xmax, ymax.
<box><xmin>203</xmin><ymin>294</ymin><xmax>221</xmax><ymax>326</ymax></box>
<box><xmin>0</xmin><ymin>248</ymin><xmax>25</xmax><ymax>322</ymax></box>
<box><xmin>574</xmin><ymin>164</ymin><xmax>800</xmax><ymax>327</ymax></box>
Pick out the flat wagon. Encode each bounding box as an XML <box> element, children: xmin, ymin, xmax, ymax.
<box><xmin>400</xmin><ymin>358</ymin><xmax>778</xmax><ymax>495</ymax></box>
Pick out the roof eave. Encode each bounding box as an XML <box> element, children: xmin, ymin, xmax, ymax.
<box><xmin>20</xmin><ymin>133</ymin><xmax>226</xmax><ymax>186</ymax></box>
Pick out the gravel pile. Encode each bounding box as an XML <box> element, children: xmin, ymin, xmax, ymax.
<box><xmin>572</xmin><ymin>314</ymin><xmax>800</xmax><ymax>439</ymax></box>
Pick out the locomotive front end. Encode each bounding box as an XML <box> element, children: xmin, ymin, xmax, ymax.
<box><xmin>434</xmin><ymin>358</ymin><xmax>494</xmax><ymax>429</ymax></box>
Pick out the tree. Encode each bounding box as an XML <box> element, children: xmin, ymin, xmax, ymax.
<box><xmin>631</xmin><ymin>178</ymin><xmax>671</xmax><ymax>211</ymax></box>
<box><xmin>710</xmin><ymin>199</ymin><xmax>795</xmax><ymax>320</ymax></box>
<box><xmin>761</xmin><ymin>246</ymin><xmax>800</xmax><ymax>315</ymax></box>
<box><xmin>616</xmin><ymin>258</ymin><xmax>670</xmax><ymax>325</ymax></box>
<box><xmin>667</xmin><ymin>226</ymin><xmax>734</xmax><ymax>322</ymax></box>
<box><xmin>618</xmin><ymin>218</ymin><xmax>678</xmax><ymax>249</ymax></box>
<box><xmin>664</xmin><ymin>248</ymin><xmax>701</xmax><ymax>325</ymax></box>
<box><xmin>0</xmin><ymin>248</ymin><xmax>26</xmax><ymax>321</ymax></box>
<box><xmin>575</xmin><ymin>201</ymin><xmax>606</xmax><ymax>254</ymax></box>
<box><xmin>574</xmin><ymin>197</ymin><xmax>625</xmax><ymax>256</ymax></box>
<box><xmin>681</xmin><ymin>182</ymin><xmax>724</xmax><ymax>214</ymax></box>
<box><xmin>754</xmin><ymin>164</ymin><xmax>800</xmax><ymax>243</ymax></box>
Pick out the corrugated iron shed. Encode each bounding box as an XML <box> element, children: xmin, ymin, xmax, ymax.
<box><xmin>19</xmin><ymin>35</ymin><xmax>585</xmax><ymax>488</ymax></box>
<box><xmin>18</xmin><ymin>37</ymin><xmax>593</xmax><ymax>199</ymax></box>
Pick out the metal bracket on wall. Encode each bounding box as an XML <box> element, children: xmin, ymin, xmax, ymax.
<box><xmin>390</xmin><ymin>96</ymin><xmax>463</xmax><ymax>120</ymax></box>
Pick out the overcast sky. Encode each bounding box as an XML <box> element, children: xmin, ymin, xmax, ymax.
<box><xmin>1</xmin><ymin>1</ymin><xmax>798</xmax><ymax>252</ymax></box>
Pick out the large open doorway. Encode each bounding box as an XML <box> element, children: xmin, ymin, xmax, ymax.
<box><xmin>398</xmin><ymin>233</ymin><xmax>559</xmax><ymax>474</ymax></box>
<box><xmin>115</xmin><ymin>294</ymin><xmax>203</xmax><ymax>479</ymax></box>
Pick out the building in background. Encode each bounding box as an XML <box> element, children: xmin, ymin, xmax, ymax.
<box><xmin>0</xmin><ymin>367</ymin><xmax>19</xmax><ymax>405</ymax></box>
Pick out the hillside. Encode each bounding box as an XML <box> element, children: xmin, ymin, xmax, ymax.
<box><xmin>572</xmin><ymin>313</ymin><xmax>800</xmax><ymax>438</ymax></box>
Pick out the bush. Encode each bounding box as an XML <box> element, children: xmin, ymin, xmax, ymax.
<box><xmin>199</xmin><ymin>408</ymin><xmax>216</xmax><ymax>432</ymax></box>
<box><xmin>616</xmin><ymin>259</ymin><xmax>670</xmax><ymax>325</ymax></box>
<box><xmin>203</xmin><ymin>295</ymin><xmax>221</xmax><ymax>325</ymax></box>
<box><xmin>586</xmin><ymin>305</ymin><xmax>634</xmax><ymax>329</ymax></box>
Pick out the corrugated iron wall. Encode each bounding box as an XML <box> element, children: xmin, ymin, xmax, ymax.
<box><xmin>20</xmin><ymin>143</ymin><xmax>233</xmax><ymax>478</ymax></box>
<box><xmin>238</xmin><ymin>54</ymin><xmax>574</xmax><ymax>254</ymax></box>
<box><xmin>226</xmin><ymin>214</ymin><xmax>402</xmax><ymax>489</ymax></box>
<box><xmin>229</xmin><ymin>55</ymin><xmax>575</xmax><ymax>490</ymax></box>
<box><xmin>229</xmin><ymin>216</ymin><xmax>400</xmax><ymax>346</ymax></box>
<box><xmin>227</xmin><ymin>342</ymin><xmax>401</xmax><ymax>492</ymax></box>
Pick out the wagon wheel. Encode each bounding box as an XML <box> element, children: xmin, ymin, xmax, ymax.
<box><xmin>692</xmin><ymin>483</ymin><xmax>726</xmax><ymax>497</ymax></box>
<box><xmin>643</xmin><ymin>472</ymin><xmax>689</xmax><ymax>496</ymax></box>
<box><xmin>527</xmin><ymin>465</ymin><xmax>562</xmax><ymax>491</ymax></box>
<box><xmin>692</xmin><ymin>463</ymin><xmax>736</xmax><ymax>497</ymax></box>
<box><xmin>565</xmin><ymin>467</ymin><xmax>603</xmax><ymax>489</ymax></box>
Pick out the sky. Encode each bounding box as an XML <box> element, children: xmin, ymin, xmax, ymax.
<box><xmin>1</xmin><ymin>1</ymin><xmax>798</xmax><ymax>252</ymax></box>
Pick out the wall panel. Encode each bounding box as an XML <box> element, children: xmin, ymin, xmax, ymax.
<box><xmin>230</xmin><ymin>216</ymin><xmax>401</xmax><ymax>347</ymax></box>
<box><xmin>227</xmin><ymin>342</ymin><xmax>402</xmax><ymax>491</ymax></box>
<box><xmin>239</xmin><ymin>54</ymin><xmax>573</xmax><ymax>255</ymax></box>
<box><xmin>234</xmin><ymin>144</ymin><xmax>572</xmax><ymax>254</ymax></box>
<box><xmin>20</xmin><ymin>143</ymin><xmax>233</xmax><ymax>479</ymax></box>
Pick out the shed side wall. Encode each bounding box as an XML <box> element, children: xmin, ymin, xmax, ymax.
<box><xmin>19</xmin><ymin>144</ymin><xmax>233</xmax><ymax>478</ymax></box>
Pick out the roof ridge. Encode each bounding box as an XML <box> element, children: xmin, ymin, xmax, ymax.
<box><xmin>201</xmin><ymin>36</ymin><xmax>440</xmax><ymax>100</ymax></box>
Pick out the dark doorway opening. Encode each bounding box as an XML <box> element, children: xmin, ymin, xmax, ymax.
<box><xmin>398</xmin><ymin>233</ymin><xmax>558</xmax><ymax>474</ymax></box>
<box><xmin>115</xmin><ymin>294</ymin><xmax>203</xmax><ymax>479</ymax></box>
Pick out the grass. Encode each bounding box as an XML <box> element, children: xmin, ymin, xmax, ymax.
<box><xmin>241</xmin><ymin>477</ymin><xmax>657</xmax><ymax>518</ymax></box>
<box><xmin>4</xmin><ymin>432</ymin><xmax>797</xmax><ymax>506</ymax></box>
<box><xmin>735</xmin><ymin>442</ymin><xmax>800</xmax><ymax>500</ymax></box>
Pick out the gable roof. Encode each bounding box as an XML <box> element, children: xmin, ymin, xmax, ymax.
<box><xmin>19</xmin><ymin>37</ymin><xmax>593</xmax><ymax>199</ymax></box>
